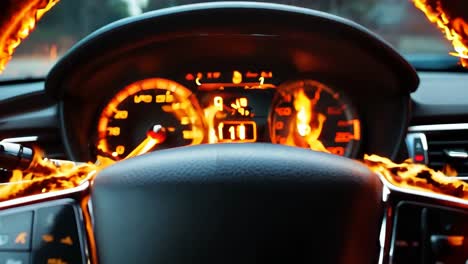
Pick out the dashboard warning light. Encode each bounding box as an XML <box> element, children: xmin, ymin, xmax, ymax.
<box><xmin>414</xmin><ymin>154</ymin><xmax>425</xmax><ymax>163</ymax></box>
<box><xmin>232</xmin><ymin>71</ymin><xmax>243</xmax><ymax>84</ymax></box>
<box><xmin>261</xmin><ymin>71</ymin><xmax>273</xmax><ymax>78</ymax></box>
<box><xmin>246</xmin><ymin>71</ymin><xmax>259</xmax><ymax>78</ymax></box>
<box><xmin>185</xmin><ymin>73</ymin><xmax>195</xmax><ymax>81</ymax></box>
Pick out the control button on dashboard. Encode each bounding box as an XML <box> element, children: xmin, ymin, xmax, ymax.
<box><xmin>33</xmin><ymin>205</ymin><xmax>82</xmax><ymax>264</ymax></box>
<box><xmin>392</xmin><ymin>204</ymin><xmax>423</xmax><ymax>264</ymax></box>
<box><xmin>413</xmin><ymin>138</ymin><xmax>426</xmax><ymax>163</ymax></box>
<box><xmin>0</xmin><ymin>252</ymin><xmax>30</xmax><ymax>264</ymax></box>
<box><xmin>0</xmin><ymin>211</ymin><xmax>33</xmax><ymax>250</ymax></box>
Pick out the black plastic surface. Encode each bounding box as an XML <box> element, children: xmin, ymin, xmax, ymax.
<box><xmin>0</xmin><ymin>199</ymin><xmax>85</xmax><ymax>264</ymax></box>
<box><xmin>92</xmin><ymin>143</ymin><xmax>382</xmax><ymax>264</ymax></box>
<box><xmin>33</xmin><ymin>205</ymin><xmax>82</xmax><ymax>264</ymax></box>
<box><xmin>392</xmin><ymin>202</ymin><xmax>468</xmax><ymax>264</ymax></box>
<box><xmin>0</xmin><ymin>211</ymin><xmax>33</xmax><ymax>251</ymax></box>
<box><xmin>0</xmin><ymin>252</ymin><xmax>30</xmax><ymax>263</ymax></box>
<box><xmin>411</xmin><ymin>72</ymin><xmax>468</xmax><ymax>124</ymax></box>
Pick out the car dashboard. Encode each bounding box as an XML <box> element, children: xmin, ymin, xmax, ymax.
<box><xmin>37</xmin><ymin>3</ymin><xmax>417</xmax><ymax>162</ymax></box>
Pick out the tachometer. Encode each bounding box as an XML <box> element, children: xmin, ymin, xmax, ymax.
<box><xmin>96</xmin><ymin>78</ymin><xmax>204</xmax><ymax>160</ymax></box>
<box><xmin>270</xmin><ymin>80</ymin><xmax>360</xmax><ymax>157</ymax></box>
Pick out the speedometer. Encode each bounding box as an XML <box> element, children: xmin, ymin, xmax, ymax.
<box><xmin>96</xmin><ymin>78</ymin><xmax>204</xmax><ymax>160</ymax></box>
<box><xmin>269</xmin><ymin>80</ymin><xmax>360</xmax><ymax>157</ymax></box>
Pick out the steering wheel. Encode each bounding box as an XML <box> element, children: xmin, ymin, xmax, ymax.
<box><xmin>92</xmin><ymin>143</ymin><xmax>381</xmax><ymax>263</ymax></box>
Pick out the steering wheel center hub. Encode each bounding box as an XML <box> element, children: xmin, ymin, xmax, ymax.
<box><xmin>92</xmin><ymin>143</ymin><xmax>381</xmax><ymax>264</ymax></box>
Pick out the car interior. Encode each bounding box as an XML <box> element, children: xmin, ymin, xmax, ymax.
<box><xmin>0</xmin><ymin>1</ymin><xmax>467</xmax><ymax>263</ymax></box>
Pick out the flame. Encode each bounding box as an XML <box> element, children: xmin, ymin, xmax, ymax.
<box><xmin>412</xmin><ymin>0</ymin><xmax>468</xmax><ymax>68</ymax></box>
<box><xmin>442</xmin><ymin>163</ymin><xmax>458</xmax><ymax>177</ymax></box>
<box><xmin>364</xmin><ymin>154</ymin><xmax>468</xmax><ymax>199</ymax></box>
<box><xmin>0</xmin><ymin>0</ymin><xmax>60</xmax><ymax>73</ymax></box>
<box><xmin>286</xmin><ymin>88</ymin><xmax>329</xmax><ymax>153</ymax></box>
<box><xmin>204</xmin><ymin>105</ymin><xmax>221</xmax><ymax>144</ymax></box>
<box><xmin>0</xmin><ymin>148</ymin><xmax>114</xmax><ymax>201</ymax></box>
<box><xmin>1</xmin><ymin>144</ymin><xmax>467</xmax><ymax>203</ymax></box>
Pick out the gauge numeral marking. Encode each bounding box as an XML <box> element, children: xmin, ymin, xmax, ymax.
<box><xmin>227</xmin><ymin>124</ymin><xmax>246</xmax><ymax>140</ymax></box>
<box><xmin>214</xmin><ymin>96</ymin><xmax>223</xmax><ymax>111</ymax></box>
<box><xmin>274</xmin><ymin>107</ymin><xmax>292</xmax><ymax>116</ymax></box>
<box><xmin>335</xmin><ymin>132</ymin><xmax>358</xmax><ymax>143</ymax></box>
<box><xmin>107</xmin><ymin>127</ymin><xmax>121</xmax><ymax>136</ymax></box>
<box><xmin>134</xmin><ymin>95</ymin><xmax>152</xmax><ymax>103</ymax></box>
<box><xmin>336</xmin><ymin>119</ymin><xmax>361</xmax><ymax>141</ymax></box>
<box><xmin>274</xmin><ymin>121</ymin><xmax>284</xmax><ymax>130</ymax></box>
<box><xmin>114</xmin><ymin>110</ymin><xmax>128</xmax><ymax>119</ymax></box>
<box><xmin>180</xmin><ymin>116</ymin><xmax>190</xmax><ymax>125</ymax></box>
<box><xmin>155</xmin><ymin>91</ymin><xmax>174</xmax><ymax>103</ymax></box>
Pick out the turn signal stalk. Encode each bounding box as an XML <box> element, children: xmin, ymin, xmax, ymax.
<box><xmin>0</xmin><ymin>142</ymin><xmax>34</xmax><ymax>170</ymax></box>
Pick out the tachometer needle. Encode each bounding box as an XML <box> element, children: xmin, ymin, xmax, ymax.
<box><xmin>124</xmin><ymin>125</ymin><xmax>167</xmax><ymax>159</ymax></box>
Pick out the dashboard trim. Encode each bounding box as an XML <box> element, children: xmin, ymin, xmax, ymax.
<box><xmin>0</xmin><ymin>180</ymin><xmax>91</xmax><ymax>210</ymax></box>
<box><xmin>408</xmin><ymin>123</ymin><xmax>468</xmax><ymax>132</ymax></box>
<box><xmin>378</xmin><ymin>173</ymin><xmax>468</xmax><ymax>209</ymax></box>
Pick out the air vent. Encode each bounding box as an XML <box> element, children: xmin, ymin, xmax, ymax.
<box><xmin>408</xmin><ymin>124</ymin><xmax>468</xmax><ymax>179</ymax></box>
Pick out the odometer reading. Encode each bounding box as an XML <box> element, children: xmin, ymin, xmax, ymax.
<box><xmin>270</xmin><ymin>80</ymin><xmax>360</xmax><ymax>157</ymax></box>
<box><xmin>96</xmin><ymin>78</ymin><xmax>204</xmax><ymax>160</ymax></box>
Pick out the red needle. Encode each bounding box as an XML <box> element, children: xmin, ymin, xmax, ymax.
<box><xmin>124</xmin><ymin>125</ymin><xmax>167</xmax><ymax>159</ymax></box>
<box><xmin>146</xmin><ymin>124</ymin><xmax>167</xmax><ymax>143</ymax></box>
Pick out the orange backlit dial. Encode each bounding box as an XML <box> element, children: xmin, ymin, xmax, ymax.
<box><xmin>96</xmin><ymin>78</ymin><xmax>204</xmax><ymax>160</ymax></box>
<box><xmin>270</xmin><ymin>80</ymin><xmax>360</xmax><ymax>157</ymax></box>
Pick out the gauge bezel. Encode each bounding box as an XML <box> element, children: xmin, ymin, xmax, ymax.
<box><xmin>93</xmin><ymin>78</ymin><xmax>206</xmax><ymax>160</ymax></box>
<box><xmin>268</xmin><ymin>78</ymin><xmax>361</xmax><ymax>158</ymax></box>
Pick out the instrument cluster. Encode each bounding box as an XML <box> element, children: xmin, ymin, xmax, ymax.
<box><xmin>95</xmin><ymin>70</ymin><xmax>361</xmax><ymax>160</ymax></box>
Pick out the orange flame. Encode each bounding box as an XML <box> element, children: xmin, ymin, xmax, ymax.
<box><xmin>364</xmin><ymin>154</ymin><xmax>468</xmax><ymax>199</ymax></box>
<box><xmin>286</xmin><ymin>88</ymin><xmax>329</xmax><ymax>153</ymax></box>
<box><xmin>412</xmin><ymin>0</ymin><xmax>468</xmax><ymax>68</ymax></box>
<box><xmin>442</xmin><ymin>163</ymin><xmax>458</xmax><ymax>177</ymax></box>
<box><xmin>0</xmin><ymin>145</ymin><xmax>466</xmax><ymax>203</ymax></box>
<box><xmin>0</xmin><ymin>0</ymin><xmax>60</xmax><ymax>73</ymax></box>
<box><xmin>0</xmin><ymin>149</ymin><xmax>114</xmax><ymax>201</ymax></box>
<box><xmin>204</xmin><ymin>104</ymin><xmax>222</xmax><ymax>144</ymax></box>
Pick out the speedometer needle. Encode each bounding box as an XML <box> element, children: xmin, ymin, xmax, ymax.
<box><xmin>124</xmin><ymin>125</ymin><xmax>167</xmax><ymax>159</ymax></box>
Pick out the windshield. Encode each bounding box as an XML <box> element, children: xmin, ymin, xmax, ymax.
<box><xmin>0</xmin><ymin>0</ymin><xmax>453</xmax><ymax>81</ymax></box>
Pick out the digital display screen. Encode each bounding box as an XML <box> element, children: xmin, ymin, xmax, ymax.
<box><xmin>217</xmin><ymin>121</ymin><xmax>257</xmax><ymax>143</ymax></box>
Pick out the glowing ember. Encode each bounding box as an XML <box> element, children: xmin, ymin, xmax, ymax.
<box><xmin>412</xmin><ymin>0</ymin><xmax>468</xmax><ymax>68</ymax></box>
<box><xmin>0</xmin><ymin>149</ymin><xmax>113</xmax><ymax>201</ymax></box>
<box><xmin>286</xmin><ymin>88</ymin><xmax>329</xmax><ymax>153</ymax></box>
<box><xmin>0</xmin><ymin>0</ymin><xmax>60</xmax><ymax>73</ymax></box>
<box><xmin>364</xmin><ymin>154</ymin><xmax>468</xmax><ymax>199</ymax></box>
